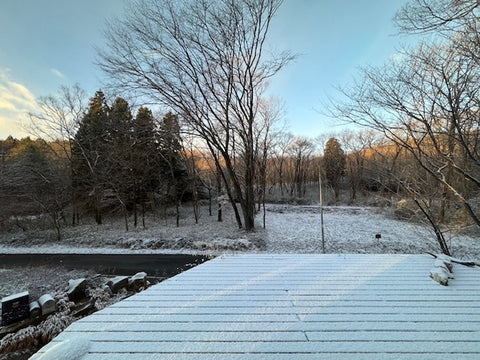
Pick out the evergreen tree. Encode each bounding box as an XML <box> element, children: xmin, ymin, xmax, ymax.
<box><xmin>158</xmin><ymin>112</ymin><xmax>188</xmax><ymax>201</ymax></box>
<box><xmin>156</xmin><ymin>112</ymin><xmax>189</xmax><ymax>226</ymax></box>
<box><xmin>323</xmin><ymin>137</ymin><xmax>346</xmax><ymax>201</ymax></box>
<box><xmin>132</xmin><ymin>107</ymin><xmax>161</xmax><ymax>224</ymax></box>
<box><xmin>71</xmin><ymin>90</ymin><xmax>109</xmax><ymax>224</ymax></box>
<box><xmin>108</xmin><ymin>98</ymin><xmax>133</xmax><ymax>142</ymax></box>
<box><xmin>107</xmin><ymin>97</ymin><xmax>134</xmax><ymax>224</ymax></box>
<box><xmin>70</xmin><ymin>93</ymin><xmax>191</xmax><ymax>226</ymax></box>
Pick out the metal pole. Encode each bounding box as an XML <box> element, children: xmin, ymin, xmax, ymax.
<box><xmin>319</xmin><ymin>171</ymin><xmax>325</xmax><ymax>254</ymax></box>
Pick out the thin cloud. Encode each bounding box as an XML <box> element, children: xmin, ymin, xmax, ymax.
<box><xmin>51</xmin><ymin>68</ymin><xmax>66</xmax><ymax>79</ymax></box>
<box><xmin>0</xmin><ymin>98</ymin><xmax>17</xmax><ymax>112</ymax></box>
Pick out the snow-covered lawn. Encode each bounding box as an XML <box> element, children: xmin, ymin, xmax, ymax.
<box><xmin>0</xmin><ymin>204</ymin><xmax>478</xmax><ymax>259</ymax></box>
<box><xmin>263</xmin><ymin>205</ymin><xmax>480</xmax><ymax>258</ymax></box>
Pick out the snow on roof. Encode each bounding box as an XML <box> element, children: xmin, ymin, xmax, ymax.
<box><xmin>31</xmin><ymin>254</ymin><xmax>480</xmax><ymax>359</ymax></box>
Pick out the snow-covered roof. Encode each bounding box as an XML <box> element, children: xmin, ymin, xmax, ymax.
<box><xmin>31</xmin><ymin>254</ymin><xmax>480</xmax><ymax>359</ymax></box>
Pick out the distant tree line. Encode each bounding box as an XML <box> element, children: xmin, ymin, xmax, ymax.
<box><xmin>1</xmin><ymin>119</ymin><xmax>477</xmax><ymax>244</ymax></box>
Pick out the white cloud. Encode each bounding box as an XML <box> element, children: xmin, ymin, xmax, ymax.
<box><xmin>0</xmin><ymin>72</ymin><xmax>39</xmax><ymax>139</ymax></box>
<box><xmin>50</xmin><ymin>68</ymin><xmax>66</xmax><ymax>79</ymax></box>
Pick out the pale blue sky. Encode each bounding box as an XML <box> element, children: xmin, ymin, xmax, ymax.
<box><xmin>0</xmin><ymin>0</ymin><xmax>409</xmax><ymax>139</ymax></box>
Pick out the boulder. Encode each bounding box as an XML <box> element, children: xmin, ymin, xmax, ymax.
<box><xmin>107</xmin><ymin>276</ymin><xmax>129</xmax><ymax>293</ymax></box>
<box><xmin>128</xmin><ymin>272</ymin><xmax>147</xmax><ymax>291</ymax></box>
<box><xmin>67</xmin><ymin>278</ymin><xmax>87</xmax><ymax>302</ymax></box>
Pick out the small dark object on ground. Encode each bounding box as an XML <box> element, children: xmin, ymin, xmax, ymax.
<box><xmin>1</xmin><ymin>292</ymin><xmax>30</xmax><ymax>326</ymax></box>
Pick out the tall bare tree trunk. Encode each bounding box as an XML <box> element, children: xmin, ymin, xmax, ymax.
<box><xmin>216</xmin><ymin>159</ymin><xmax>222</xmax><ymax>223</ymax></box>
<box><xmin>415</xmin><ymin>199</ymin><xmax>450</xmax><ymax>256</ymax></box>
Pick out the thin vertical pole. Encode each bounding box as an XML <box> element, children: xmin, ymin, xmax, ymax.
<box><xmin>319</xmin><ymin>171</ymin><xmax>325</xmax><ymax>254</ymax></box>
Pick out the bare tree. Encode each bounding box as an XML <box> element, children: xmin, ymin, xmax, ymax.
<box><xmin>27</xmin><ymin>84</ymin><xmax>87</xmax><ymax>155</ymax></box>
<box><xmin>0</xmin><ymin>141</ymin><xmax>70</xmax><ymax>240</ymax></box>
<box><xmin>288</xmin><ymin>136</ymin><xmax>315</xmax><ymax>198</ymax></box>
<box><xmin>270</xmin><ymin>131</ymin><xmax>294</xmax><ymax>196</ymax></box>
<box><xmin>339</xmin><ymin>130</ymin><xmax>373</xmax><ymax>201</ymax></box>
<box><xmin>254</xmin><ymin>97</ymin><xmax>284</xmax><ymax>227</ymax></box>
<box><xmin>394</xmin><ymin>1</ymin><xmax>480</xmax><ymax>71</ymax></box>
<box><xmin>334</xmin><ymin>40</ymin><xmax>480</xmax><ymax>228</ymax></box>
<box><xmin>98</xmin><ymin>0</ymin><xmax>294</xmax><ymax>230</ymax></box>
<box><xmin>394</xmin><ymin>0</ymin><xmax>479</xmax><ymax>34</ymax></box>
<box><xmin>27</xmin><ymin>84</ymin><xmax>88</xmax><ymax>225</ymax></box>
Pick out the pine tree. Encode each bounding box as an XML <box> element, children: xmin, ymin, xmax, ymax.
<box><xmin>158</xmin><ymin>112</ymin><xmax>189</xmax><ymax>226</ymax></box>
<box><xmin>71</xmin><ymin>90</ymin><xmax>109</xmax><ymax>224</ymax></box>
<box><xmin>107</xmin><ymin>97</ymin><xmax>134</xmax><ymax>226</ymax></box>
<box><xmin>159</xmin><ymin>112</ymin><xmax>188</xmax><ymax>198</ymax></box>
<box><xmin>131</xmin><ymin>106</ymin><xmax>161</xmax><ymax>227</ymax></box>
<box><xmin>323</xmin><ymin>137</ymin><xmax>346</xmax><ymax>201</ymax></box>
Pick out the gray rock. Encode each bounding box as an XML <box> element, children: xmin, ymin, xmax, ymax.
<box><xmin>128</xmin><ymin>272</ymin><xmax>147</xmax><ymax>291</ymax></box>
<box><xmin>67</xmin><ymin>278</ymin><xmax>87</xmax><ymax>302</ymax></box>
<box><xmin>107</xmin><ymin>276</ymin><xmax>129</xmax><ymax>293</ymax></box>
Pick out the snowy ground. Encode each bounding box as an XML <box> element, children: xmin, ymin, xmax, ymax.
<box><xmin>263</xmin><ymin>205</ymin><xmax>480</xmax><ymax>258</ymax></box>
<box><xmin>7</xmin><ymin>203</ymin><xmax>480</xmax><ymax>299</ymax></box>
<box><xmin>0</xmin><ymin>204</ymin><xmax>478</xmax><ymax>258</ymax></box>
